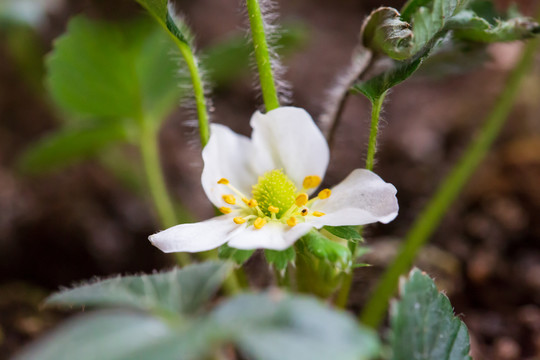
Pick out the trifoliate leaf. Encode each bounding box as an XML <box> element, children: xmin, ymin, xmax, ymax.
<box><xmin>390</xmin><ymin>268</ymin><xmax>472</xmax><ymax>360</ymax></box>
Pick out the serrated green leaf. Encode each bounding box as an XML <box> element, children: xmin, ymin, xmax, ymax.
<box><xmin>12</xmin><ymin>311</ymin><xmax>175</xmax><ymax>360</ymax></box>
<box><xmin>211</xmin><ymin>293</ymin><xmax>381</xmax><ymax>360</ymax></box>
<box><xmin>323</xmin><ymin>226</ymin><xmax>363</xmax><ymax>242</ymax></box>
<box><xmin>302</xmin><ymin>230</ymin><xmax>351</xmax><ymax>267</ymax></box>
<box><xmin>362</xmin><ymin>7</ymin><xmax>414</xmax><ymax>60</ymax></box>
<box><xmin>264</xmin><ymin>248</ymin><xmax>295</xmax><ymax>271</ymax></box>
<box><xmin>46</xmin><ymin>261</ymin><xmax>232</xmax><ymax>315</ymax></box>
<box><xmin>46</xmin><ymin>16</ymin><xmax>182</xmax><ymax>120</ymax></box>
<box><xmin>218</xmin><ymin>244</ymin><xmax>254</xmax><ymax>265</ymax></box>
<box><xmin>18</xmin><ymin>123</ymin><xmax>128</xmax><ymax>174</ymax></box>
<box><xmin>390</xmin><ymin>268</ymin><xmax>472</xmax><ymax>360</ymax></box>
<box><xmin>135</xmin><ymin>0</ymin><xmax>191</xmax><ymax>45</ymax></box>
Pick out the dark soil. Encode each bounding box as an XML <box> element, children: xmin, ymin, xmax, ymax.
<box><xmin>1</xmin><ymin>0</ymin><xmax>539</xmax><ymax>359</ymax></box>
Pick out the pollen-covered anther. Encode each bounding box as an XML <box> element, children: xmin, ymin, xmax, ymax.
<box><xmin>217</xmin><ymin>178</ymin><xmax>229</xmax><ymax>185</ymax></box>
<box><xmin>312</xmin><ymin>211</ymin><xmax>325</xmax><ymax>217</ymax></box>
<box><xmin>268</xmin><ymin>206</ymin><xmax>279</xmax><ymax>214</ymax></box>
<box><xmin>219</xmin><ymin>206</ymin><xmax>232</xmax><ymax>214</ymax></box>
<box><xmin>317</xmin><ymin>188</ymin><xmax>331</xmax><ymax>200</ymax></box>
<box><xmin>222</xmin><ymin>194</ymin><xmax>236</xmax><ymax>205</ymax></box>
<box><xmin>300</xmin><ymin>208</ymin><xmax>308</xmax><ymax>216</ymax></box>
<box><xmin>287</xmin><ymin>217</ymin><xmax>297</xmax><ymax>227</ymax></box>
<box><xmin>295</xmin><ymin>193</ymin><xmax>308</xmax><ymax>207</ymax></box>
<box><xmin>233</xmin><ymin>217</ymin><xmax>246</xmax><ymax>224</ymax></box>
<box><xmin>303</xmin><ymin>175</ymin><xmax>321</xmax><ymax>189</ymax></box>
<box><xmin>247</xmin><ymin>199</ymin><xmax>258</xmax><ymax>208</ymax></box>
<box><xmin>254</xmin><ymin>217</ymin><xmax>266</xmax><ymax>229</ymax></box>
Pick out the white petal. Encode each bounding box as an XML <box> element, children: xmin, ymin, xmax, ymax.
<box><xmin>149</xmin><ymin>215</ymin><xmax>239</xmax><ymax>253</ymax></box>
<box><xmin>250</xmin><ymin>107</ymin><xmax>330</xmax><ymax>193</ymax></box>
<box><xmin>227</xmin><ymin>222</ymin><xmax>313</xmax><ymax>251</ymax></box>
<box><xmin>310</xmin><ymin>169</ymin><xmax>398</xmax><ymax>227</ymax></box>
<box><xmin>201</xmin><ymin>124</ymin><xmax>258</xmax><ymax>208</ymax></box>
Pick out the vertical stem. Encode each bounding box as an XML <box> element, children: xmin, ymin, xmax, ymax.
<box><xmin>246</xmin><ymin>0</ymin><xmax>280</xmax><ymax>111</ymax></box>
<box><xmin>365</xmin><ymin>92</ymin><xmax>387</xmax><ymax>171</ymax></box>
<box><xmin>335</xmin><ymin>92</ymin><xmax>386</xmax><ymax>308</ymax></box>
<box><xmin>360</xmin><ymin>35</ymin><xmax>540</xmax><ymax>329</ymax></box>
<box><xmin>138</xmin><ymin>116</ymin><xmax>191</xmax><ymax>266</ymax></box>
<box><xmin>176</xmin><ymin>42</ymin><xmax>210</xmax><ymax>147</ymax></box>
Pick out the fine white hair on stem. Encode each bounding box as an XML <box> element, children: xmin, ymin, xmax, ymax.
<box><xmin>167</xmin><ymin>2</ymin><xmax>214</xmax><ymax>148</ymax></box>
<box><xmin>241</xmin><ymin>0</ymin><xmax>292</xmax><ymax>107</ymax></box>
<box><xmin>319</xmin><ymin>46</ymin><xmax>373</xmax><ymax>141</ymax></box>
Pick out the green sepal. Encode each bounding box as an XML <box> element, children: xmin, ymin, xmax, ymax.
<box><xmin>264</xmin><ymin>247</ymin><xmax>296</xmax><ymax>271</ymax></box>
<box><xmin>218</xmin><ymin>244</ymin><xmax>254</xmax><ymax>265</ymax></box>
<box><xmin>323</xmin><ymin>226</ymin><xmax>363</xmax><ymax>243</ymax></box>
<box><xmin>302</xmin><ymin>230</ymin><xmax>351</xmax><ymax>268</ymax></box>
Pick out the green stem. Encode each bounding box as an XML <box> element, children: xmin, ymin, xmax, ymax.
<box><xmin>176</xmin><ymin>42</ymin><xmax>210</xmax><ymax>147</ymax></box>
<box><xmin>360</xmin><ymin>35</ymin><xmax>540</xmax><ymax>329</ymax></box>
<box><xmin>365</xmin><ymin>93</ymin><xmax>387</xmax><ymax>171</ymax></box>
<box><xmin>334</xmin><ymin>89</ymin><xmax>386</xmax><ymax>308</ymax></box>
<box><xmin>246</xmin><ymin>0</ymin><xmax>280</xmax><ymax>111</ymax></box>
<box><xmin>138</xmin><ymin>116</ymin><xmax>191</xmax><ymax>266</ymax></box>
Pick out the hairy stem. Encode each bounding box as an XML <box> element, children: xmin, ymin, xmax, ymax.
<box><xmin>360</xmin><ymin>35</ymin><xmax>540</xmax><ymax>329</ymax></box>
<box><xmin>246</xmin><ymin>0</ymin><xmax>280</xmax><ymax>111</ymax></box>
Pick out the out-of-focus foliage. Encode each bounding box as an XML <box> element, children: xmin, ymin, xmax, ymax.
<box><xmin>355</xmin><ymin>0</ymin><xmax>540</xmax><ymax>101</ymax></box>
<box><xmin>390</xmin><ymin>269</ymin><xmax>472</xmax><ymax>360</ymax></box>
<box><xmin>15</xmin><ymin>262</ymin><xmax>381</xmax><ymax>360</ymax></box>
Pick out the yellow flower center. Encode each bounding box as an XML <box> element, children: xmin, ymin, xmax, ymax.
<box><xmin>216</xmin><ymin>171</ymin><xmax>331</xmax><ymax>230</ymax></box>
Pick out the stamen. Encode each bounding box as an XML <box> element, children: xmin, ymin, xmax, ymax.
<box><xmin>317</xmin><ymin>189</ymin><xmax>331</xmax><ymax>200</ymax></box>
<box><xmin>287</xmin><ymin>217</ymin><xmax>297</xmax><ymax>227</ymax></box>
<box><xmin>300</xmin><ymin>208</ymin><xmax>308</xmax><ymax>216</ymax></box>
<box><xmin>247</xmin><ymin>199</ymin><xmax>258</xmax><ymax>208</ymax></box>
<box><xmin>268</xmin><ymin>206</ymin><xmax>279</xmax><ymax>214</ymax></box>
<box><xmin>222</xmin><ymin>194</ymin><xmax>236</xmax><ymax>205</ymax></box>
<box><xmin>312</xmin><ymin>211</ymin><xmax>325</xmax><ymax>217</ymax></box>
<box><xmin>254</xmin><ymin>217</ymin><xmax>266</xmax><ymax>229</ymax></box>
<box><xmin>217</xmin><ymin>178</ymin><xmax>229</xmax><ymax>185</ymax></box>
<box><xmin>295</xmin><ymin>193</ymin><xmax>309</xmax><ymax>207</ymax></box>
<box><xmin>219</xmin><ymin>206</ymin><xmax>232</xmax><ymax>214</ymax></box>
<box><xmin>233</xmin><ymin>217</ymin><xmax>246</xmax><ymax>224</ymax></box>
<box><xmin>303</xmin><ymin>175</ymin><xmax>321</xmax><ymax>189</ymax></box>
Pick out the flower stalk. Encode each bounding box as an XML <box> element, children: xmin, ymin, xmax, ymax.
<box><xmin>360</xmin><ymin>31</ymin><xmax>540</xmax><ymax>329</ymax></box>
<box><xmin>246</xmin><ymin>0</ymin><xmax>280</xmax><ymax>112</ymax></box>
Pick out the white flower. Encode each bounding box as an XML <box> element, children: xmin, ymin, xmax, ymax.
<box><xmin>149</xmin><ymin>107</ymin><xmax>398</xmax><ymax>252</ymax></box>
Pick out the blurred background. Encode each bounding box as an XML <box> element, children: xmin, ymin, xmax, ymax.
<box><xmin>0</xmin><ymin>0</ymin><xmax>539</xmax><ymax>359</ymax></box>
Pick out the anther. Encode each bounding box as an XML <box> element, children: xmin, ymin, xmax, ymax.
<box><xmin>303</xmin><ymin>175</ymin><xmax>321</xmax><ymax>189</ymax></box>
<box><xmin>295</xmin><ymin>193</ymin><xmax>309</xmax><ymax>207</ymax></box>
<box><xmin>268</xmin><ymin>205</ymin><xmax>279</xmax><ymax>214</ymax></box>
<box><xmin>219</xmin><ymin>206</ymin><xmax>232</xmax><ymax>214</ymax></box>
<box><xmin>233</xmin><ymin>217</ymin><xmax>246</xmax><ymax>224</ymax></box>
<box><xmin>312</xmin><ymin>211</ymin><xmax>325</xmax><ymax>217</ymax></box>
<box><xmin>222</xmin><ymin>194</ymin><xmax>236</xmax><ymax>205</ymax></box>
<box><xmin>247</xmin><ymin>199</ymin><xmax>258</xmax><ymax>208</ymax></box>
<box><xmin>317</xmin><ymin>188</ymin><xmax>331</xmax><ymax>200</ymax></box>
<box><xmin>287</xmin><ymin>217</ymin><xmax>297</xmax><ymax>227</ymax></box>
<box><xmin>300</xmin><ymin>208</ymin><xmax>308</xmax><ymax>216</ymax></box>
<box><xmin>254</xmin><ymin>217</ymin><xmax>266</xmax><ymax>229</ymax></box>
<box><xmin>217</xmin><ymin>178</ymin><xmax>229</xmax><ymax>185</ymax></box>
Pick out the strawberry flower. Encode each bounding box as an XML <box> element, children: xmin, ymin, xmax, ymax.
<box><xmin>149</xmin><ymin>107</ymin><xmax>398</xmax><ymax>252</ymax></box>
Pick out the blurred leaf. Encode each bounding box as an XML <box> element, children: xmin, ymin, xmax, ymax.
<box><xmin>211</xmin><ymin>293</ymin><xmax>381</xmax><ymax>360</ymax></box>
<box><xmin>264</xmin><ymin>248</ymin><xmax>295</xmax><ymax>271</ymax></box>
<box><xmin>323</xmin><ymin>226</ymin><xmax>363</xmax><ymax>243</ymax></box>
<box><xmin>302</xmin><ymin>230</ymin><xmax>351</xmax><ymax>267</ymax></box>
<box><xmin>362</xmin><ymin>7</ymin><xmax>414</xmax><ymax>60</ymax></box>
<box><xmin>46</xmin><ymin>261</ymin><xmax>232</xmax><ymax>315</ymax></box>
<box><xmin>218</xmin><ymin>244</ymin><xmax>254</xmax><ymax>265</ymax></box>
<box><xmin>390</xmin><ymin>268</ymin><xmax>472</xmax><ymax>360</ymax></box>
<box><xmin>135</xmin><ymin>0</ymin><xmax>191</xmax><ymax>45</ymax></box>
<box><xmin>18</xmin><ymin>123</ymin><xmax>128</xmax><ymax>174</ymax></box>
<box><xmin>47</xmin><ymin>16</ymin><xmax>182</xmax><ymax>120</ymax></box>
<box><xmin>12</xmin><ymin>311</ymin><xmax>176</xmax><ymax>360</ymax></box>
